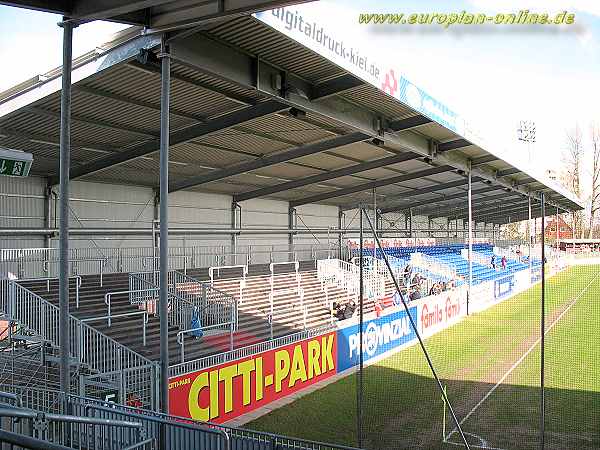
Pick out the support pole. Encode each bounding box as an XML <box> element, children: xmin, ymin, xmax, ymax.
<box><xmin>540</xmin><ymin>192</ymin><xmax>546</xmax><ymax>450</ymax></box>
<box><xmin>158</xmin><ymin>36</ymin><xmax>171</xmax><ymax>414</ymax></box>
<box><xmin>338</xmin><ymin>207</ymin><xmax>344</xmax><ymax>259</ymax></box>
<box><xmin>288</xmin><ymin>206</ymin><xmax>295</xmax><ymax>256</ymax></box>
<box><xmin>409</xmin><ymin>208</ymin><xmax>413</xmax><ymax>239</ymax></box>
<box><xmin>467</xmin><ymin>162</ymin><xmax>473</xmax><ymax>316</ymax></box>
<box><xmin>357</xmin><ymin>208</ymin><xmax>364</xmax><ymax>448</ymax></box>
<box><xmin>555</xmin><ymin>207</ymin><xmax>559</xmax><ymax>248</ymax></box>
<box><xmin>528</xmin><ymin>196</ymin><xmax>532</xmax><ymax>276</ymax></box>
<box><xmin>58</xmin><ymin>18</ymin><xmax>75</xmax><ymax>397</ymax></box>
<box><xmin>44</xmin><ymin>186</ymin><xmax>52</xmax><ymax>249</ymax></box>
<box><xmin>231</xmin><ymin>202</ymin><xmax>238</xmax><ymax>264</ymax></box>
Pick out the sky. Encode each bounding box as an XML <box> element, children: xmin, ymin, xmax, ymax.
<box><xmin>0</xmin><ymin>0</ymin><xmax>598</xmax><ymax>200</ymax></box>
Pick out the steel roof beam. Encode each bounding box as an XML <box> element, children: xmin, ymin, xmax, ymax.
<box><xmin>312</xmin><ymin>75</ymin><xmax>363</xmax><ymax>100</ymax></box>
<box><xmin>128</xmin><ymin>58</ymin><xmax>258</xmax><ymax>107</ymax></box>
<box><xmin>28</xmin><ymin>106</ymin><xmax>159</xmax><ymax>138</ymax></box>
<box><xmin>432</xmin><ymin>199</ymin><xmax>529</xmax><ymax>220</ymax></box>
<box><xmin>471</xmin><ymin>155</ymin><xmax>499</xmax><ymax>166</ymax></box>
<box><xmin>289</xmin><ymin>165</ymin><xmax>457</xmax><ymax>208</ymax></box>
<box><xmin>231</xmin><ymin>116</ymin><xmax>430</xmax><ymax>202</ymax></box>
<box><xmin>377</xmin><ymin>178</ymin><xmax>485</xmax><ymax>213</ymax></box>
<box><xmin>496</xmin><ymin>167</ymin><xmax>521</xmax><ymax>177</ymax></box>
<box><xmin>169</xmin><ymin>131</ymin><xmax>370</xmax><ymax>193</ymax></box>
<box><xmin>48</xmin><ymin>99</ymin><xmax>288</xmax><ymax>184</ymax></box>
<box><xmin>456</xmin><ymin>204</ymin><xmax>532</xmax><ymax>222</ymax></box>
<box><xmin>422</xmin><ymin>192</ymin><xmax>525</xmax><ymax>218</ymax></box>
<box><xmin>76</xmin><ymin>84</ymin><xmax>207</xmax><ymax>123</ymax></box>
<box><xmin>437</xmin><ymin>138</ymin><xmax>471</xmax><ymax>152</ymax></box>
<box><xmin>233</xmin><ymin>151</ymin><xmax>421</xmax><ymax>202</ymax></box>
<box><xmin>516</xmin><ymin>177</ymin><xmax>538</xmax><ymax>186</ymax></box>
<box><xmin>389</xmin><ymin>115</ymin><xmax>433</xmax><ymax>132</ymax></box>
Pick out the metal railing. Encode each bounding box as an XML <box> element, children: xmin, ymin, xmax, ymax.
<box><xmin>16</xmin><ymin>275</ymin><xmax>82</xmax><ymax>308</ymax></box>
<box><xmin>128</xmin><ymin>270</ymin><xmax>237</xmax><ymax>363</ymax></box>
<box><xmin>410</xmin><ymin>252</ymin><xmax>457</xmax><ymax>281</ymax></box>
<box><xmin>1</xmin><ymin>385</ymin><xmax>362</xmax><ymax>450</ymax></box>
<box><xmin>169</xmin><ymin>324</ymin><xmax>335</xmax><ymax>377</ymax></box>
<box><xmin>460</xmin><ymin>248</ymin><xmax>490</xmax><ymax>267</ymax></box>
<box><xmin>0</xmin><ymin>406</ymin><xmax>146</xmax><ymax>450</ymax></box>
<box><xmin>5</xmin><ymin>282</ymin><xmax>158</xmax><ymax>410</ymax></box>
<box><xmin>0</xmin><ymin>244</ymin><xmax>340</xmax><ymax>279</ymax></box>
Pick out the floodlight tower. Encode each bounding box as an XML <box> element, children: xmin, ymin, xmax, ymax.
<box><xmin>518</xmin><ymin>120</ymin><xmax>536</xmax><ymax>271</ymax></box>
<box><xmin>518</xmin><ymin>120</ymin><xmax>536</xmax><ymax>165</ymax></box>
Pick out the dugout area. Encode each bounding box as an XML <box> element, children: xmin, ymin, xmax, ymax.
<box><xmin>0</xmin><ymin>4</ymin><xmax>596</xmax><ymax>450</ymax></box>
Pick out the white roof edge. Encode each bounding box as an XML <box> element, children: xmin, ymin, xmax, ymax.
<box><xmin>0</xmin><ymin>27</ymin><xmax>160</xmax><ymax>119</ymax></box>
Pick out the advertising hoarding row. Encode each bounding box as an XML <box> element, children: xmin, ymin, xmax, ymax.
<box><xmin>168</xmin><ymin>266</ymin><xmax>550</xmax><ymax>424</ymax></box>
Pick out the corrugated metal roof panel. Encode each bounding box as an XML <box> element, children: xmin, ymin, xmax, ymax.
<box><xmin>206</xmin><ymin>16</ymin><xmax>345</xmax><ymax>83</ymax></box>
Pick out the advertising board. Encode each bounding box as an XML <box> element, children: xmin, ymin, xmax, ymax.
<box><xmin>169</xmin><ymin>332</ymin><xmax>337</xmax><ymax>423</ymax></box>
<box><xmin>336</xmin><ymin>306</ymin><xmax>418</xmax><ymax>371</ymax></box>
<box><xmin>418</xmin><ymin>289</ymin><xmax>465</xmax><ymax>337</ymax></box>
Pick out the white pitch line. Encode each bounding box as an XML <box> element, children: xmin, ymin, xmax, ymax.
<box><xmin>446</xmin><ymin>269</ymin><xmax>600</xmax><ymax>442</ymax></box>
<box><xmin>444</xmin><ymin>434</ymin><xmax>509</xmax><ymax>450</ymax></box>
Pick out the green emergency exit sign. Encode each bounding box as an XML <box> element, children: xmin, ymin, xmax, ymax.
<box><xmin>0</xmin><ymin>148</ymin><xmax>33</xmax><ymax>177</ymax></box>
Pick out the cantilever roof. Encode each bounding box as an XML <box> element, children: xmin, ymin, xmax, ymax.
<box><xmin>0</xmin><ymin>0</ymin><xmax>311</xmax><ymax>31</ymax></box>
<box><xmin>0</xmin><ymin>7</ymin><xmax>584</xmax><ymax>225</ymax></box>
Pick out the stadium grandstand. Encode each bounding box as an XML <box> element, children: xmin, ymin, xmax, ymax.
<box><xmin>0</xmin><ymin>1</ymin><xmax>595</xmax><ymax>450</ymax></box>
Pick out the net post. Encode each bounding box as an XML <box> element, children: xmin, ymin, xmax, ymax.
<box><xmin>540</xmin><ymin>192</ymin><xmax>546</xmax><ymax>450</ymax></box>
<box><xmin>357</xmin><ymin>206</ymin><xmax>364</xmax><ymax>449</ymax></box>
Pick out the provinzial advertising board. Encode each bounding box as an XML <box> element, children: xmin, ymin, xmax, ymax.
<box><xmin>336</xmin><ymin>305</ymin><xmax>418</xmax><ymax>371</ymax></box>
<box><xmin>168</xmin><ymin>331</ymin><xmax>337</xmax><ymax>423</ymax></box>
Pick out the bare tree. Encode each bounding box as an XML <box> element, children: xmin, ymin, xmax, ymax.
<box><xmin>562</xmin><ymin>125</ymin><xmax>583</xmax><ymax>238</ymax></box>
<box><xmin>589</xmin><ymin>123</ymin><xmax>600</xmax><ymax>238</ymax></box>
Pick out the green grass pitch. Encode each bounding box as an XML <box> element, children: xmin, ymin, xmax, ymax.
<box><xmin>245</xmin><ymin>265</ymin><xmax>600</xmax><ymax>450</ymax></box>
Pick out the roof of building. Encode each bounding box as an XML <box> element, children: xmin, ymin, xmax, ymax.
<box><xmin>0</xmin><ymin>6</ymin><xmax>585</xmax><ymax>224</ymax></box>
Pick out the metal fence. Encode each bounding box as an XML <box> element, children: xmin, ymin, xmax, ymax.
<box><xmin>4</xmin><ymin>281</ymin><xmax>159</xmax><ymax>411</ymax></box>
<box><xmin>0</xmin><ymin>244</ymin><xmax>341</xmax><ymax>280</ymax></box>
<box><xmin>0</xmin><ymin>384</ymin><xmax>362</xmax><ymax>450</ymax></box>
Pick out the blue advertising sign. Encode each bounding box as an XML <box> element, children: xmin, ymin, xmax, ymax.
<box><xmin>494</xmin><ymin>275</ymin><xmax>515</xmax><ymax>299</ymax></box>
<box><xmin>337</xmin><ymin>306</ymin><xmax>418</xmax><ymax>371</ymax></box>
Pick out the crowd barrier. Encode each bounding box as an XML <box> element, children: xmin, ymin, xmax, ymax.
<box><xmin>167</xmin><ymin>260</ymin><xmax>567</xmax><ymax>425</ymax></box>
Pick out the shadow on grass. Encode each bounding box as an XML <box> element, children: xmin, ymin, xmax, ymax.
<box><xmin>245</xmin><ymin>366</ymin><xmax>600</xmax><ymax>450</ymax></box>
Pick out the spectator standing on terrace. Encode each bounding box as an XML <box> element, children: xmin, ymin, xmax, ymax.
<box><xmin>403</xmin><ymin>264</ymin><xmax>413</xmax><ymax>285</ymax></box>
<box><xmin>491</xmin><ymin>255</ymin><xmax>497</xmax><ymax>270</ymax></box>
<box><xmin>410</xmin><ymin>287</ymin><xmax>421</xmax><ymax>301</ymax></box>
<box><xmin>501</xmin><ymin>256</ymin><xmax>507</xmax><ymax>270</ymax></box>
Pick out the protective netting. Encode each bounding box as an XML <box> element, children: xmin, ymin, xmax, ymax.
<box><xmin>245</xmin><ymin>202</ymin><xmax>599</xmax><ymax>450</ymax></box>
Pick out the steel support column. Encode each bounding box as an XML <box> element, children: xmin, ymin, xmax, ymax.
<box><xmin>158</xmin><ymin>37</ymin><xmax>171</xmax><ymax>414</ymax></box>
<box><xmin>231</xmin><ymin>202</ymin><xmax>239</xmax><ymax>263</ymax></box>
<box><xmin>540</xmin><ymin>192</ymin><xmax>546</xmax><ymax>450</ymax></box>
<box><xmin>555</xmin><ymin>207</ymin><xmax>559</xmax><ymax>247</ymax></box>
<box><xmin>288</xmin><ymin>206</ymin><xmax>295</xmax><ymax>254</ymax></box>
<box><xmin>467</xmin><ymin>162</ymin><xmax>473</xmax><ymax>316</ymax></box>
<box><xmin>372</xmin><ymin>188</ymin><xmax>377</xmax><ymax>238</ymax></box>
<box><xmin>528</xmin><ymin>196</ymin><xmax>532</xmax><ymax>276</ymax></box>
<box><xmin>58</xmin><ymin>18</ymin><xmax>75</xmax><ymax>397</ymax></box>
<box><xmin>44</xmin><ymin>186</ymin><xmax>52</xmax><ymax>249</ymax></box>
<box><xmin>357</xmin><ymin>207</ymin><xmax>364</xmax><ymax>448</ymax></box>
<box><xmin>338</xmin><ymin>208</ymin><xmax>344</xmax><ymax>259</ymax></box>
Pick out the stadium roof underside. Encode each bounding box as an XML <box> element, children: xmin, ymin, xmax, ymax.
<box><xmin>0</xmin><ymin>0</ymin><xmax>311</xmax><ymax>31</ymax></box>
<box><xmin>0</xmin><ymin>15</ymin><xmax>584</xmax><ymax>225</ymax></box>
